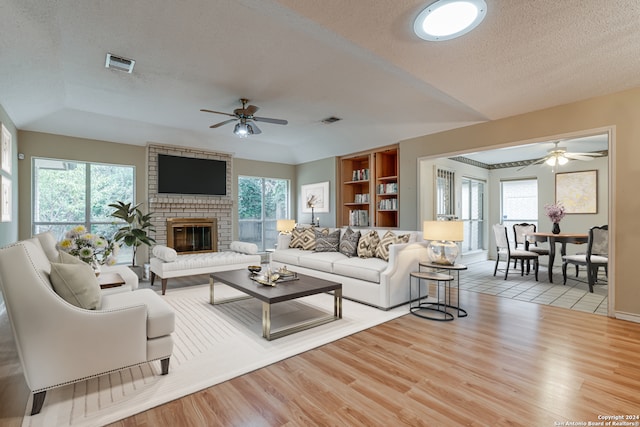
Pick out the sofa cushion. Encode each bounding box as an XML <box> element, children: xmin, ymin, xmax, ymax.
<box><xmin>339</xmin><ymin>227</ymin><xmax>360</xmax><ymax>257</ymax></box>
<box><xmin>229</xmin><ymin>241</ymin><xmax>259</xmax><ymax>255</ymax></box>
<box><xmin>102</xmin><ymin>289</ymin><xmax>175</xmax><ymax>339</ymax></box>
<box><xmin>49</xmin><ymin>262</ymin><xmax>102</xmax><ymax>310</ymax></box>
<box><xmin>333</xmin><ymin>256</ymin><xmax>387</xmax><ymax>283</ymax></box>
<box><xmin>271</xmin><ymin>248</ymin><xmax>306</xmax><ymax>266</ymax></box>
<box><xmin>152</xmin><ymin>245</ymin><xmax>178</xmax><ymax>262</ymax></box>
<box><xmin>357</xmin><ymin>230</ymin><xmax>380</xmax><ymax>258</ymax></box>
<box><xmin>376</xmin><ymin>231</ymin><xmax>411</xmax><ymax>261</ymax></box>
<box><xmin>298</xmin><ymin>251</ymin><xmax>346</xmax><ymax>273</ymax></box>
<box><xmin>314</xmin><ymin>228</ymin><xmax>340</xmax><ymax>252</ymax></box>
<box><xmin>290</xmin><ymin>227</ymin><xmax>316</xmax><ymax>250</ymax></box>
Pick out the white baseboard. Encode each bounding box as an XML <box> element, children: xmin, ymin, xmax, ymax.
<box><xmin>615</xmin><ymin>311</ymin><xmax>640</xmax><ymax>323</ymax></box>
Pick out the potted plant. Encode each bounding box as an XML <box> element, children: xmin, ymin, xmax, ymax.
<box><xmin>109</xmin><ymin>201</ymin><xmax>156</xmax><ymax>278</ymax></box>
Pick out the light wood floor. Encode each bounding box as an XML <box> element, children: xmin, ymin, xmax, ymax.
<box><xmin>2</xmin><ymin>280</ymin><xmax>639</xmax><ymax>426</ymax></box>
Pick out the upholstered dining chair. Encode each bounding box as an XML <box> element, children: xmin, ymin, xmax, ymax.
<box><xmin>513</xmin><ymin>223</ymin><xmax>550</xmax><ymax>270</ymax></box>
<box><xmin>562</xmin><ymin>225</ymin><xmax>608</xmax><ymax>292</ymax></box>
<box><xmin>493</xmin><ymin>224</ymin><xmax>539</xmax><ymax>280</ymax></box>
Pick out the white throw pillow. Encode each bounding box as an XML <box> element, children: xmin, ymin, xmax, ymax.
<box><xmin>229</xmin><ymin>241</ymin><xmax>259</xmax><ymax>254</ymax></box>
<box><xmin>50</xmin><ymin>262</ymin><xmax>102</xmax><ymax>310</ymax></box>
<box><xmin>152</xmin><ymin>245</ymin><xmax>178</xmax><ymax>262</ymax></box>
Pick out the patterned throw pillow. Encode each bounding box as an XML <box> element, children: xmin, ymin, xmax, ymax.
<box><xmin>339</xmin><ymin>227</ymin><xmax>361</xmax><ymax>257</ymax></box>
<box><xmin>289</xmin><ymin>228</ymin><xmax>304</xmax><ymax>248</ymax></box>
<box><xmin>375</xmin><ymin>231</ymin><xmax>411</xmax><ymax>261</ymax></box>
<box><xmin>297</xmin><ymin>227</ymin><xmax>317</xmax><ymax>251</ymax></box>
<box><xmin>357</xmin><ymin>230</ymin><xmax>380</xmax><ymax>258</ymax></box>
<box><xmin>314</xmin><ymin>229</ymin><xmax>340</xmax><ymax>252</ymax></box>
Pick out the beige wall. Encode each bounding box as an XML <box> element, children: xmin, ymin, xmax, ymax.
<box><xmin>398</xmin><ymin>86</ymin><xmax>640</xmax><ymax>318</ymax></box>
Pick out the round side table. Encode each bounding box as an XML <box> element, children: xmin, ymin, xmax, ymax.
<box><xmin>419</xmin><ymin>262</ymin><xmax>468</xmax><ymax>319</ymax></box>
<box><xmin>409</xmin><ymin>271</ymin><xmax>455</xmax><ymax>321</ymax></box>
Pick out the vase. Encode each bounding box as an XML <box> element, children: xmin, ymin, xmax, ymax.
<box><xmin>552</xmin><ymin>223</ymin><xmax>561</xmax><ymax>234</ymax></box>
<box><xmin>90</xmin><ymin>261</ymin><xmax>101</xmax><ymax>277</ymax></box>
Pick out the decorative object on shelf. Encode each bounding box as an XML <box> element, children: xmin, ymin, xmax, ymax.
<box><xmin>276</xmin><ymin>219</ymin><xmax>296</xmax><ymax>234</ymax></box>
<box><xmin>57</xmin><ymin>225</ymin><xmax>120</xmax><ymax>268</ymax></box>
<box><xmin>423</xmin><ymin>220</ymin><xmax>464</xmax><ymax>265</ymax></box>
<box><xmin>544</xmin><ymin>202</ymin><xmax>565</xmax><ymax>234</ymax></box>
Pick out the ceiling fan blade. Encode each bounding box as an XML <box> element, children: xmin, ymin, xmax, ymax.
<box><xmin>245</xmin><ymin>105</ymin><xmax>259</xmax><ymax>115</ymax></box>
<box><xmin>565</xmin><ymin>152</ymin><xmax>602</xmax><ymax>157</ymax></box>
<box><xmin>249</xmin><ymin>122</ymin><xmax>262</xmax><ymax>135</ymax></box>
<box><xmin>253</xmin><ymin>116</ymin><xmax>288</xmax><ymax>125</ymax></box>
<box><xmin>201</xmin><ymin>109</ymin><xmax>236</xmax><ymax>118</ymax></box>
<box><xmin>517</xmin><ymin>156</ymin><xmax>549</xmax><ymax>171</ymax></box>
<box><xmin>209</xmin><ymin>118</ymin><xmax>237</xmax><ymax>128</ymax></box>
<box><xmin>564</xmin><ymin>153</ymin><xmax>594</xmax><ymax>161</ymax></box>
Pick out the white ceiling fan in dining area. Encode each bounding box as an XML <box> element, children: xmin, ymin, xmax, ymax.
<box><xmin>520</xmin><ymin>141</ymin><xmax>603</xmax><ymax>170</ymax></box>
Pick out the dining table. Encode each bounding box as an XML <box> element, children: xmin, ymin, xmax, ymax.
<box><xmin>526</xmin><ymin>232</ymin><xmax>589</xmax><ymax>283</ymax></box>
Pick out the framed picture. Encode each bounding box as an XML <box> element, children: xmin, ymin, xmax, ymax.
<box><xmin>1</xmin><ymin>176</ymin><xmax>11</xmax><ymax>222</ymax></box>
<box><xmin>301</xmin><ymin>181</ymin><xmax>330</xmax><ymax>213</ymax></box>
<box><xmin>1</xmin><ymin>123</ymin><xmax>11</xmax><ymax>174</ymax></box>
<box><xmin>555</xmin><ymin>170</ymin><xmax>597</xmax><ymax>214</ymax></box>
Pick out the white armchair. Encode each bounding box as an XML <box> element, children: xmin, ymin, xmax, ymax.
<box><xmin>0</xmin><ymin>239</ymin><xmax>174</xmax><ymax>415</ymax></box>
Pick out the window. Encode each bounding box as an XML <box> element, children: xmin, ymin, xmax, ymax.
<box><xmin>500</xmin><ymin>179</ymin><xmax>539</xmax><ymax>241</ymax></box>
<box><xmin>461</xmin><ymin>177</ymin><xmax>485</xmax><ymax>252</ymax></box>
<box><xmin>32</xmin><ymin>158</ymin><xmax>135</xmax><ymax>263</ymax></box>
<box><xmin>238</xmin><ymin>176</ymin><xmax>289</xmax><ymax>251</ymax></box>
<box><xmin>436</xmin><ymin>167</ymin><xmax>455</xmax><ymax>219</ymax></box>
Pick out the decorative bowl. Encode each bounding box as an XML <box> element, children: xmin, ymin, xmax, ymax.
<box><xmin>248</xmin><ymin>265</ymin><xmax>262</xmax><ymax>274</ymax></box>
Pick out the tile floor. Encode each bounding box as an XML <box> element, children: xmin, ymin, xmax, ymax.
<box><xmin>457</xmin><ymin>259</ymin><xmax>608</xmax><ymax>316</ymax></box>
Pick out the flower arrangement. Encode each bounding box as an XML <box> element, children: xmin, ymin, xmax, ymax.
<box><xmin>57</xmin><ymin>225</ymin><xmax>119</xmax><ymax>266</ymax></box>
<box><xmin>544</xmin><ymin>203</ymin><xmax>566</xmax><ymax>224</ymax></box>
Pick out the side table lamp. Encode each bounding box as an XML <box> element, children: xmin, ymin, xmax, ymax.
<box><xmin>276</xmin><ymin>219</ymin><xmax>296</xmax><ymax>234</ymax></box>
<box><xmin>423</xmin><ymin>220</ymin><xmax>464</xmax><ymax>265</ymax></box>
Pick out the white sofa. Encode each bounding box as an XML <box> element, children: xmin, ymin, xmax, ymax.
<box><xmin>149</xmin><ymin>241</ymin><xmax>262</xmax><ymax>294</ymax></box>
<box><xmin>271</xmin><ymin>227</ymin><xmax>428</xmax><ymax>310</ymax></box>
<box><xmin>0</xmin><ymin>234</ymin><xmax>175</xmax><ymax>415</ymax></box>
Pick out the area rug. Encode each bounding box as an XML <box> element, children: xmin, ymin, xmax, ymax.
<box><xmin>23</xmin><ymin>284</ymin><xmax>406</xmax><ymax>426</ymax></box>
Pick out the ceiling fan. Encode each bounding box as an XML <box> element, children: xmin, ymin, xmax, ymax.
<box><xmin>200</xmin><ymin>98</ymin><xmax>288</xmax><ymax>138</ymax></box>
<box><xmin>520</xmin><ymin>141</ymin><xmax>603</xmax><ymax>170</ymax></box>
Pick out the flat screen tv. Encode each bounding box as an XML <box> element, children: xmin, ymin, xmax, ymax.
<box><xmin>157</xmin><ymin>154</ymin><xmax>227</xmax><ymax>196</ymax></box>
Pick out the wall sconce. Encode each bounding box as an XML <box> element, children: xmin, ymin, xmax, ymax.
<box><xmin>423</xmin><ymin>220</ymin><xmax>464</xmax><ymax>265</ymax></box>
<box><xmin>276</xmin><ymin>219</ymin><xmax>296</xmax><ymax>234</ymax></box>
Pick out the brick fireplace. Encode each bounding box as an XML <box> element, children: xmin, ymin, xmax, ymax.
<box><xmin>147</xmin><ymin>144</ymin><xmax>233</xmax><ymax>251</ymax></box>
<box><xmin>167</xmin><ymin>217</ymin><xmax>218</xmax><ymax>254</ymax></box>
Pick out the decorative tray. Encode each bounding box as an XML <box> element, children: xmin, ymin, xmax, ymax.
<box><xmin>250</xmin><ymin>271</ymin><xmax>299</xmax><ymax>286</ymax></box>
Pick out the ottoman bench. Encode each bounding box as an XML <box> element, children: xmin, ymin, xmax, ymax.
<box><xmin>150</xmin><ymin>242</ymin><xmax>262</xmax><ymax>294</ymax></box>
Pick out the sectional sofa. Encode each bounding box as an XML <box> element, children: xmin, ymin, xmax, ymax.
<box><xmin>271</xmin><ymin>227</ymin><xmax>428</xmax><ymax>309</ymax></box>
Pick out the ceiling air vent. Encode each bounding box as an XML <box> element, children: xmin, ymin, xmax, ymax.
<box><xmin>105</xmin><ymin>53</ymin><xmax>135</xmax><ymax>73</ymax></box>
<box><xmin>321</xmin><ymin>116</ymin><xmax>342</xmax><ymax>124</ymax></box>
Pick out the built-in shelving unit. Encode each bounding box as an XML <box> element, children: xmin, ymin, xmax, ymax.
<box><xmin>338</xmin><ymin>145</ymin><xmax>399</xmax><ymax>228</ymax></box>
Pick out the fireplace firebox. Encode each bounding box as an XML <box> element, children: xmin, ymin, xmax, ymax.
<box><xmin>166</xmin><ymin>218</ymin><xmax>217</xmax><ymax>254</ymax></box>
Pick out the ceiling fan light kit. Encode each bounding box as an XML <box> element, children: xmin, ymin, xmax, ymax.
<box><xmin>201</xmin><ymin>98</ymin><xmax>288</xmax><ymax>138</ymax></box>
<box><xmin>414</xmin><ymin>0</ymin><xmax>487</xmax><ymax>41</ymax></box>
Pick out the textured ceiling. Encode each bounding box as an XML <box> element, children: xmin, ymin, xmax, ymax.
<box><xmin>0</xmin><ymin>0</ymin><xmax>636</xmax><ymax>164</ymax></box>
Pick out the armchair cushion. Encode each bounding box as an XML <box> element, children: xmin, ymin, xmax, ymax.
<box><xmin>58</xmin><ymin>249</ymin><xmax>86</xmax><ymax>265</ymax></box>
<box><xmin>101</xmin><ymin>289</ymin><xmax>175</xmax><ymax>339</ymax></box>
<box><xmin>49</xmin><ymin>262</ymin><xmax>102</xmax><ymax>310</ymax></box>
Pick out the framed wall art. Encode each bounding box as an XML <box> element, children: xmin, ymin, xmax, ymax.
<box><xmin>1</xmin><ymin>123</ymin><xmax>11</xmax><ymax>174</ymax></box>
<box><xmin>301</xmin><ymin>181</ymin><xmax>330</xmax><ymax>213</ymax></box>
<box><xmin>555</xmin><ymin>170</ymin><xmax>597</xmax><ymax>214</ymax></box>
<box><xmin>1</xmin><ymin>176</ymin><xmax>11</xmax><ymax>222</ymax></box>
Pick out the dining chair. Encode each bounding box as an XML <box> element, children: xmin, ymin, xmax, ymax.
<box><xmin>561</xmin><ymin>225</ymin><xmax>608</xmax><ymax>292</ymax></box>
<box><xmin>513</xmin><ymin>223</ymin><xmax>549</xmax><ymax>270</ymax></box>
<box><xmin>493</xmin><ymin>224</ymin><xmax>539</xmax><ymax>280</ymax></box>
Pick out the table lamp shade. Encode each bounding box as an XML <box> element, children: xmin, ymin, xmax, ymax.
<box><xmin>276</xmin><ymin>219</ymin><xmax>296</xmax><ymax>234</ymax></box>
<box><xmin>423</xmin><ymin>220</ymin><xmax>464</xmax><ymax>265</ymax></box>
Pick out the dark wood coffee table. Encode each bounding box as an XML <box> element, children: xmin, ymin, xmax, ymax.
<box><xmin>209</xmin><ymin>270</ymin><xmax>342</xmax><ymax>340</ymax></box>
